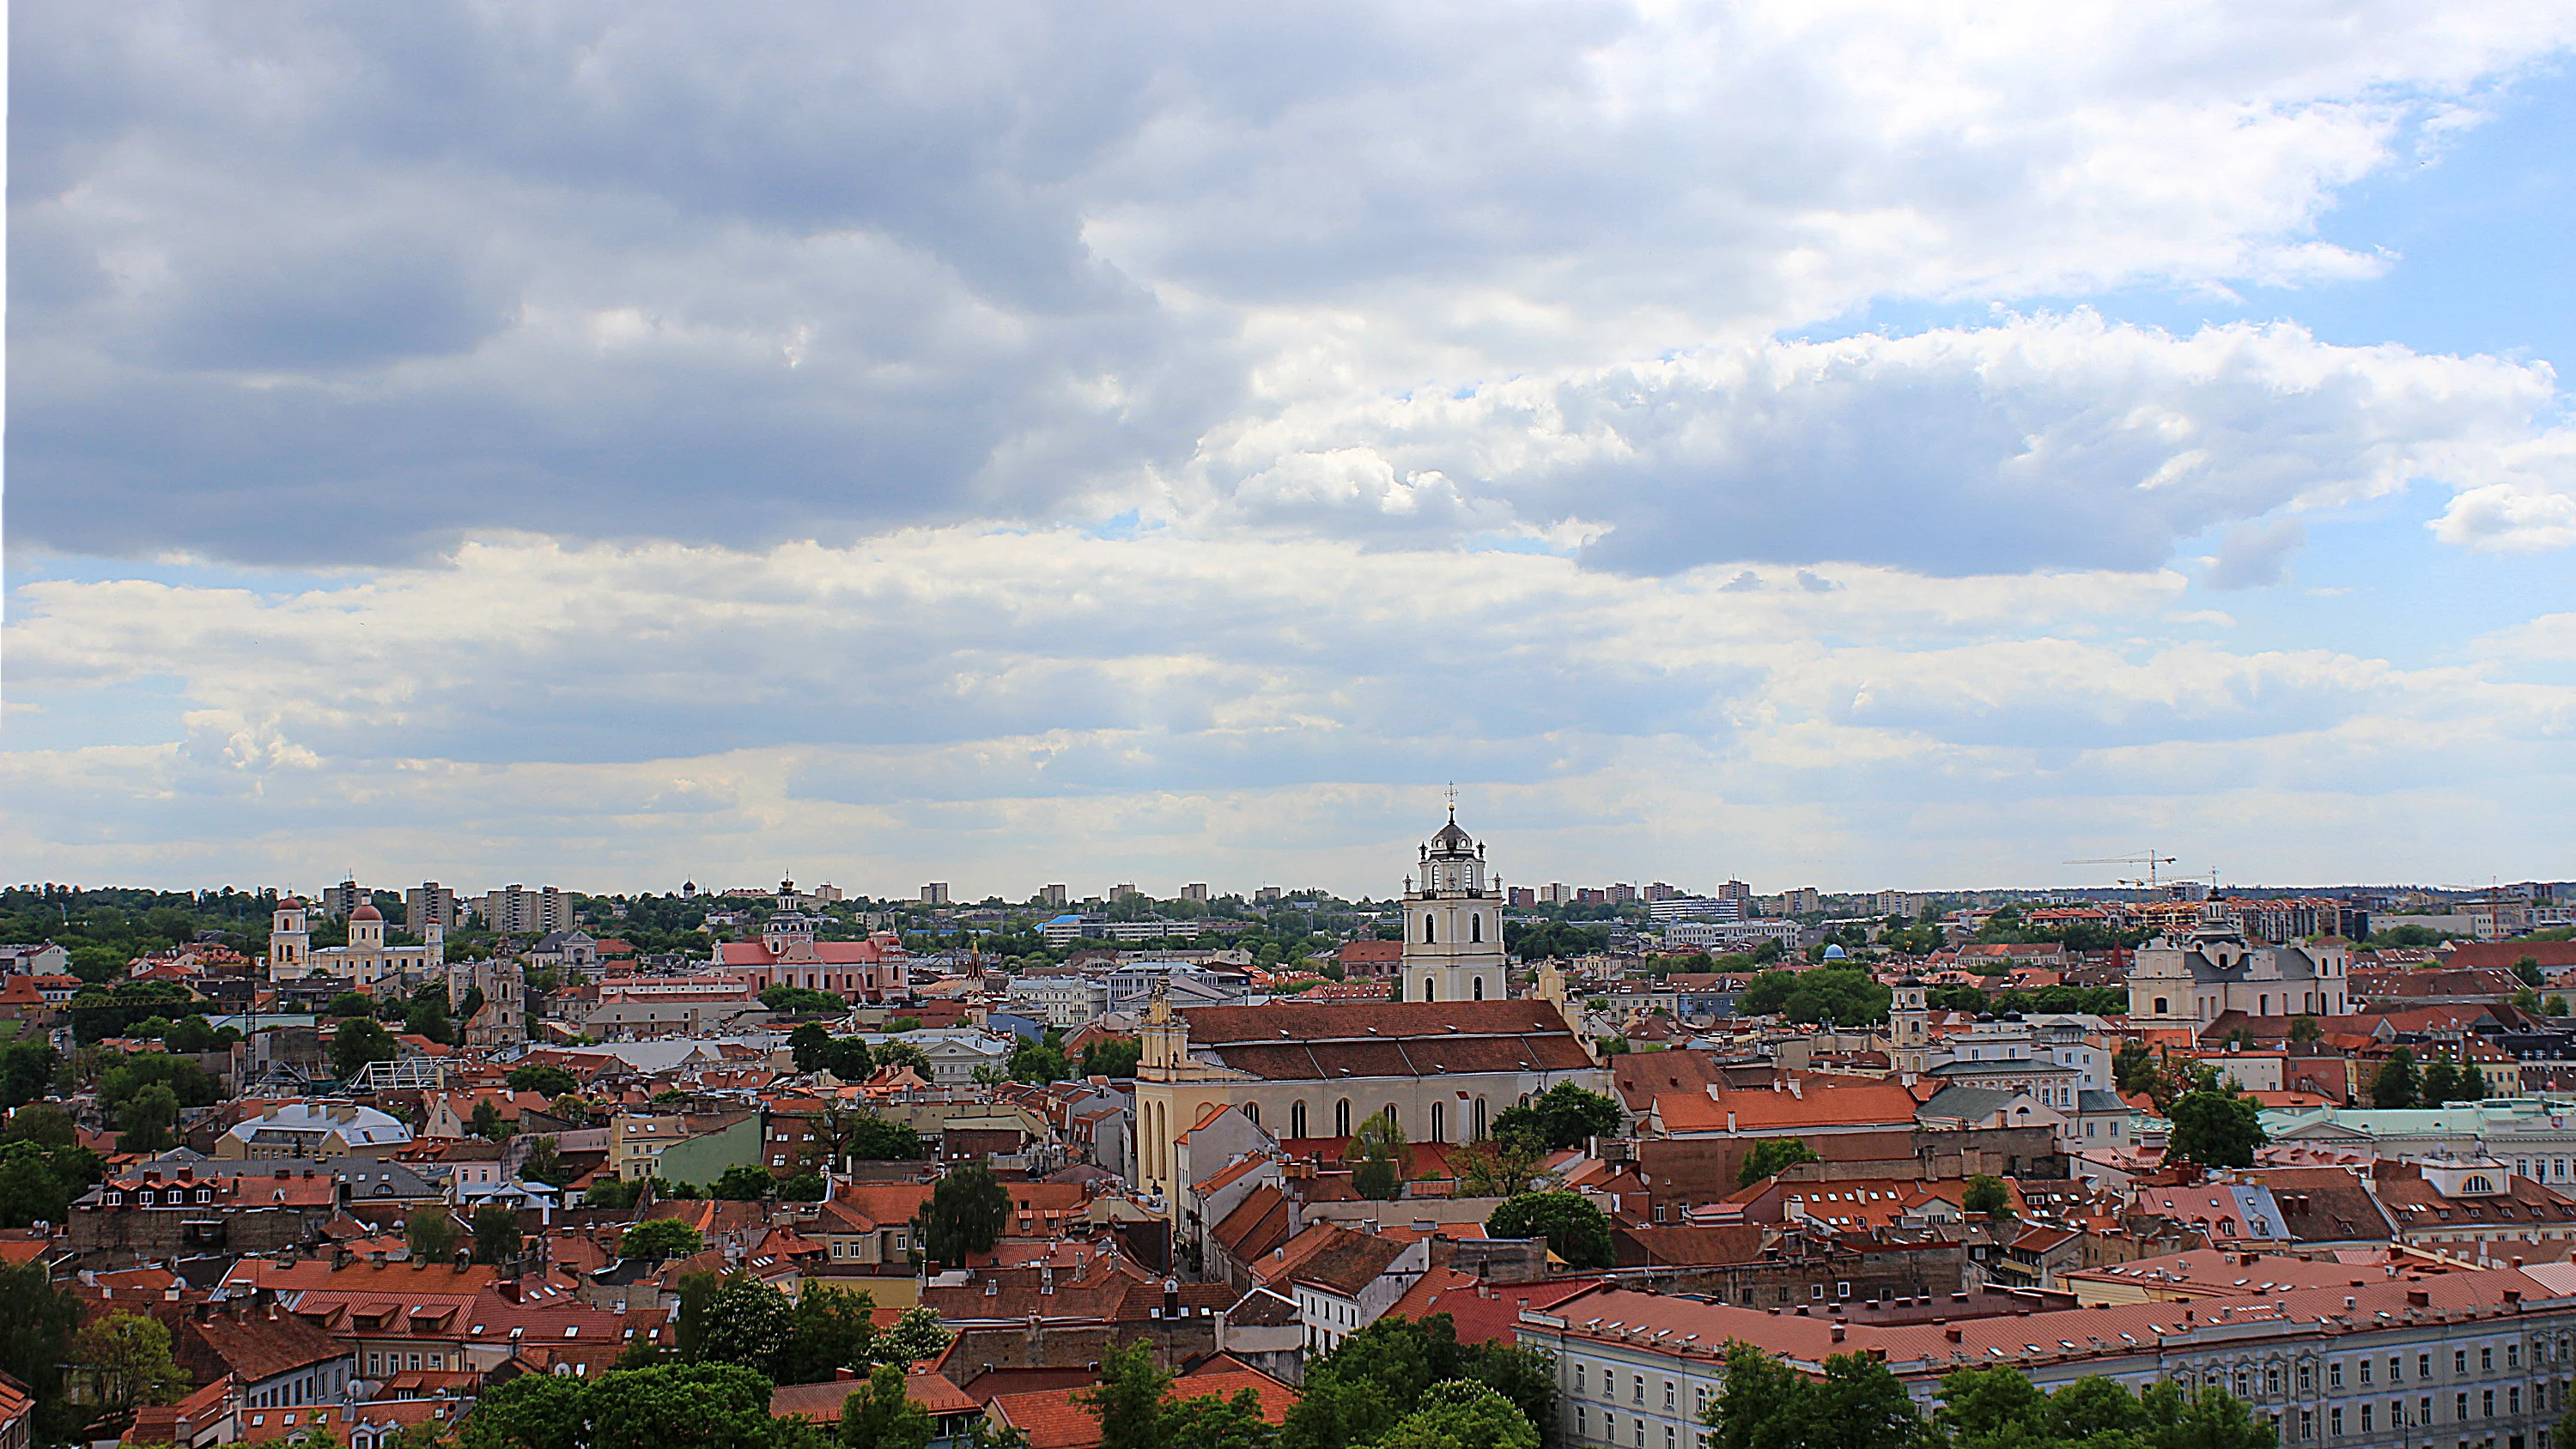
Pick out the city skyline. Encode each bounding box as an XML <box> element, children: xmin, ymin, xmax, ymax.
<box><xmin>9</xmin><ymin>6</ymin><xmax>2576</xmax><ymax>889</ymax></box>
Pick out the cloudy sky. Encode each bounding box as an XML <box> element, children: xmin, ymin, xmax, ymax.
<box><xmin>9</xmin><ymin>2</ymin><xmax>2576</xmax><ymax>900</ymax></box>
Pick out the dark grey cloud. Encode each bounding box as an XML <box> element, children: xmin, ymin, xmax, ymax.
<box><xmin>9</xmin><ymin>1</ymin><xmax>2568</xmax><ymax>570</ymax></box>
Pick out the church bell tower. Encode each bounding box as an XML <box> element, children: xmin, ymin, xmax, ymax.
<box><xmin>1399</xmin><ymin>801</ymin><xmax>1507</xmax><ymax>1005</ymax></box>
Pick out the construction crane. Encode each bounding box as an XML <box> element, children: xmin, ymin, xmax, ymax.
<box><xmin>2063</xmin><ymin>852</ymin><xmax>2179</xmax><ymax>896</ymax></box>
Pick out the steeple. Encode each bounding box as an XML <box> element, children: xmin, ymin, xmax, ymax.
<box><xmin>1400</xmin><ymin>803</ymin><xmax>1504</xmax><ymax>1005</ymax></box>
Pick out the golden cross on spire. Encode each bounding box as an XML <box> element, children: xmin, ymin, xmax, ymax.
<box><xmin>1444</xmin><ymin>781</ymin><xmax>1457</xmax><ymax>816</ymax></box>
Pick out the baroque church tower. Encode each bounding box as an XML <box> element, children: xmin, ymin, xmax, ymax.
<box><xmin>1399</xmin><ymin>805</ymin><xmax>1507</xmax><ymax>1004</ymax></box>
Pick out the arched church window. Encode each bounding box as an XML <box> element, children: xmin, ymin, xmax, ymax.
<box><xmin>1473</xmin><ymin>977</ymin><xmax>1485</xmax><ymax>1000</ymax></box>
<box><xmin>1473</xmin><ymin>1097</ymin><xmax>1488</xmax><ymax>1138</ymax></box>
<box><xmin>1424</xmin><ymin>978</ymin><xmax>1437</xmax><ymax>1002</ymax></box>
<box><xmin>1291</xmin><ymin>1100</ymin><xmax>1308</xmax><ymax>1137</ymax></box>
<box><xmin>1425</xmin><ymin>914</ymin><xmax>1436</xmax><ymax>943</ymax></box>
<box><xmin>1243</xmin><ymin>1102</ymin><xmax>1259</xmax><ymax>1128</ymax></box>
<box><xmin>1431</xmin><ymin>1101</ymin><xmax>1446</xmax><ymax>1143</ymax></box>
<box><xmin>1335</xmin><ymin>1100</ymin><xmax>1352</xmax><ymax>1136</ymax></box>
<box><xmin>1470</xmin><ymin>912</ymin><xmax>1482</xmax><ymax>943</ymax></box>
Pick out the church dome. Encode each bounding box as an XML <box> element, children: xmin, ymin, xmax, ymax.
<box><xmin>1428</xmin><ymin>817</ymin><xmax>1475</xmax><ymax>855</ymax></box>
<box><xmin>349</xmin><ymin>904</ymin><xmax>383</xmax><ymax>922</ymax></box>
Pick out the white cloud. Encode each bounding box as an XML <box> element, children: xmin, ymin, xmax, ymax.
<box><xmin>11</xmin><ymin>1</ymin><xmax>2576</xmax><ymax>563</ymax></box>
<box><xmin>8</xmin><ymin>532</ymin><xmax>2573</xmax><ymax>891</ymax></box>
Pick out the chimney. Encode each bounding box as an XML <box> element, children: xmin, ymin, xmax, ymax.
<box><xmin>1163</xmin><ymin>1278</ymin><xmax>1181</xmax><ymax>1319</ymax></box>
<box><xmin>1829</xmin><ymin>1324</ymin><xmax>1846</xmax><ymax>1343</ymax></box>
<box><xmin>1943</xmin><ymin>1325</ymin><xmax>1962</xmax><ymax>1343</ymax></box>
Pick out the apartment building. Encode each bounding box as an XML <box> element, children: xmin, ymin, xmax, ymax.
<box><xmin>1525</xmin><ymin>1264</ymin><xmax>2576</xmax><ymax>1449</ymax></box>
<box><xmin>404</xmin><ymin>882</ymin><xmax>460</xmax><ymax>931</ymax></box>
<box><xmin>478</xmin><ymin>885</ymin><xmax>569</xmax><ymax>934</ymax></box>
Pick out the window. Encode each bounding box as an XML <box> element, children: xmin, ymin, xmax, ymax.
<box><xmin>1431</xmin><ymin>1102</ymin><xmax>1445</xmax><ymax>1143</ymax></box>
<box><xmin>1632</xmin><ymin>1374</ymin><xmax>1644</xmax><ymax>1404</ymax></box>
<box><xmin>1664</xmin><ymin>1383</ymin><xmax>1675</xmax><ymax>1410</ymax></box>
<box><xmin>2421</xmin><ymin>1355</ymin><xmax>2433</xmax><ymax>1380</ymax></box>
<box><xmin>2360</xmin><ymin>1404</ymin><xmax>2373</xmax><ymax>1432</ymax></box>
<box><xmin>2297</xmin><ymin>1409</ymin><xmax>2312</xmax><ymax>1440</ymax></box>
<box><xmin>1291</xmin><ymin>1101</ymin><xmax>1308</xmax><ymax>1137</ymax></box>
<box><xmin>2457</xmin><ymin>1393</ymin><xmax>2470</xmax><ymax>1421</ymax></box>
<box><xmin>1336</xmin><ymin>1100</ymin><xmax>1352</xmax><ymax>1137</ymax></box>
<box><xmin>1576</xmin><ymin>1409</ymin><xmax>1587</xmax><ymax>1439</ymax></box>
<box><xmin>2329</xmin><ymin>1361</ymin><xmax>2342</xmax><ymax>1389</ymax></box>
<box><xmin>2510</xmin><ymin>1386</ymin><xmax>2521</xmax><ymax>1415</ymax></box>
<box><xmin>1244</xmin><ymin>1103</ymin><xmax>1259</xmax><ymax>1128</ymax></box>
<box><xmin>2509</xmin><ymin>1343</ymin><xmax>2521</xmax><ymax>1369</ymax></box>
<box><xmin>2301</xmin><ymin>1363</ymin><xmax>2315</xmax><ymax>1391</ymax></box>
<box><xmin>2267</xmin><ymin>1367</ymin><xmax>2282</xmax><ymax>1396</ymax></box>
<box><xmin>2360</xmin><ymin>1359</ymin><xmax>2372</xmax><ymax>1385</ymax></box>
<box><xmin>2456</xmin><ymin>1351</ymin><xmax>2469</xmax><ymax>1376</ymax></box>
<box><xmin>2329</xmin><ymin>1408</ymin><xmax>2342</xmax><ymax>1436</ymax></box>
<box><xmin>1575</xmin><ymin>1364</ymin><xmax>1585</xmax><ymax>1395</ymax></box>
<box><xmin>2481</xmin><ymin>1348</ymin><xmax>2493</xmax><ymax>1373</ymax></box>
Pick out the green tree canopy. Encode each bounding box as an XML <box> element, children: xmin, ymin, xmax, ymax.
<box><xmin>1733</xmin><ymin>967</ymin><xmax>1891</xmax><ymax>1025</ymax></box>
<box><xmin>1700</xmin><ymin>1342</ymin><xmax>1918</xmax><ymax>1449</ymax></box>
<box><xmin>699</xmin><ymin>1271</ymin><xmax>793</xmax><ymax>1380</ymax></box>
<box><xmin>510</xmin><ymin>1064</ymin><xmax>581</xmax><ymax>1098</ymax></box>
<box><xmin>1351</xmin><ymin>1111</ymin><xmax>1407</xmax><ymax>1202</ymax></box>
<box><xmin>1488</xmin><ymin>1084</ymin><xmax>1623</xmax><ymax>1151</ymax></box>
<box><xmin>837</xmin><ymin>1362</ymin><xmax>933</xmax><ymax>1449</ymax></box>
<box><xmin>73</xmin><ymin>1311</ymin><xmax>191</xmax><ymax>1416</ymax></box>
<box><xmin>408</xmin><ymin>1210</ymin><xmax>462</xmax><ymax>1263</ymax></box>
<box><xmin>2370</xmin><ymin>1048</ymin><xmax>2419</xmax><ymax>1108</ymax></box>
<box><xmin>1735</xmin><ymin>1137</ymin><xmax>1820</xmax><ymax>1188</ymax></box>
<box><xmin>912</xmin><ymin>1162</ymin><xmax>1011</xmax><ymax>1268</ymax></box>
<box><xmin>776</xmin><ymin>1285</ymin><xmax>878</xmax><ymax>1385</ymax></box>
<box><xmin>1484</xmin><ymin>1191</ymin><xmax>1614</xmax><ymax>1270</ymax></box>
<box><xmin>712</xmin><ymin>1166</ymin><xmax>775</xmax><ymax>1201</ymax></box>
<box><xmin>1079</xmin><ymin>1038</ymin><xmax>1143</xmax><ymax>1078</ymax></box>
<box><xmin>2167</xmin><ymin>1084</ymin><xmax>2267</xmax><ymax>1169</ymax></box>
<box><xmin>471</xmin><ymin>1203</ymin><xmax>524</xmax><ymax>1264</ymax></box>
<box><xmin>330</xmin><ymin>1017</ymin><xmax>398</xmax><ymax>1079</ymax></box>
<box><xmin>1961</xmin><ymin>1174</ymin><xmax>2013</xmax><ymax>1220</ymax></box>
<box><xmin>622</xmin><ymin>1217</ymin><xmax>706</xmax><ymax>1260</ymax></box>
<box><xmin>114</xmin><ymin>1082</ymin><xmax>180</xmax><ymax>1154</ymax></box>
<box><xmin>1008</xmin><ymin>1036</ymin><xmax>1070</xmax><ymax>1083</ymax></box>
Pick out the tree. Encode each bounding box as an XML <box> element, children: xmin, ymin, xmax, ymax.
<box><xmin>2287</xmin><ymin>1015</ymin><xmax>2322</xmax><ymax>1042</ymax></box>
<box><xmin>1079</xmin><ymin>1038</ymin><xmax>1143</xmax><ymax>1078</ymax></box>
<box><xmin>471</xmin><ymin>1203</ymin><xmax>523</xmax><ymax>1264</ymax></box>
<box><xmin>762</xmin><ymin>985</ymin><xmax>846</xmax><ymax>1016</ymax></box>
<box><xmin>1961</xmin><ymin>1173</ymin><xmax>2013</xmax><ymax>1221</ymax></box>
<box><xmin>699</xmin><ymin>1271</ymin><xmax>793</xmax><ymax>1379</ymax></box>
<box><xmin>1362</xmin><ymin>1380</ymin><xmax>1531</xmax><ymax>1449</ymax></box>
<box><xmin>73</xmin><ymin>1311</ymin><xmax>191</xmax><ymax>1417</ymax></box>
<box><xmin>589</xmin><ymin>1361</ymin><xmax>781</xmax><ymax>1449</ymax></box>
<box><xmin>115</xmin><ymin>1082</ymin><xmax>179</xmax><ymax>1154</ymax></box>
<box><xmin>407</xmin><ymin>985</ymin><xmax>455</xmax><ymax>1045</ymax></box>
<box><xmin>518</xmin><ymin>1137</ymin><xmax>574</xmax><ymax>1190</ymax></box>
<box><xmin>781</xmin><ymin>1173</ymin><xmax>828</xmax><ymax>1202</ymax></box>
<box><xmin>1351</xmin><ymin>1110</ymin><xmax>1407</xmax><ymax>1201</ymax></box>
<box><xmin>587</xmin><ymin>1178</ymin><xmax>650</xmax><ymax>1210</ymax></box>
<box><xmin>2420</xmin><ymin>1055</ymin><xmax>2469</xmax><ymax>1107</ymax></box>
<box><xmin>471</xmin><ymin>1099</ymin><xmax>507</xmax><ymax>1140</ymax></box>
<box><xmin>1449</xmin><ymin>1134</ymin><xmax>1547</xmax><ymax>1198</ymax></box>
<box><xmin>0</xmin><ymin>1258</ymin><xmax>82</xmax><ymax>1442</ymax></box>
<box><xmin>873</xmin><ymin>1307</ymin><xmax>954</xmax><ymax>1367</ymax></box>
<box><xmin>1280</xmin><ymin>1313</ymin><xmax>1550</xmax><ymax>1449</ymax></box>
<box><xmin>331</xmin><ymin>1016</ymin><xmax>398</xmax><ymax>1079</ymax></box>
<box><xmin>1732</xmin><ymin>967</ymin><xmax>1891</xmax><ymax>1026</ymax></box>
<box><xmin>1735</xmin><ymin>1137</ymin><xmax>1820</xmax><ymax>1187</ymax></box>
<box><xmin>712</xmin><ymin>1166</ymin><xmax>775</xmax><ymax>1201</ymax></box>
<box><xmin>1077</xmin><ymin>1340</ymin><xmax>1173</xmax><ymax>1449</ymax></box>
<box><xmin>509</xmin><ymin>1064</ymin><xmax>580</xmax><ymax>1098</ymax></box>
<box><xmin>0</xmin><ymin>1042</ymin><xmax>58</xmax><ymax>1112</ymax></box>
<box><xmin>1487</xmin><ymin>1084</ymin><xmax>1624</xmax><ymax>1151</ymax></box>
<box><xmin>1700</xmin><ymin>1342</ymin><xmax>1920</xmax><ymax>1449</ymax></box>
<box><xmin>776</xmin><ymin>1284</ymin><xmax>878</xmax><ymax>1385</ymax></box>
<box><xmin>790</xmin><ymin>1023</ymin><xmax>839</xmax><ymax>1074</ymax></box>
<box><xmin>0</xmin><ymin>1149</ymin><xmax>70</xmax><ymax>1230</ymax></box>
<box><xmin>872</xmin><ymin>1040</ymin><xmax>933</xmax><ymax>1076</ymax></box>
<box><xmin>2167</xmin><ymin>1085</ymin><xmax>2267</xmax><ymax>1169</ymax></box>
<box><xmin>1008</xmin><ymin>1037</ymin><xmax>1070</xmax><ymax>1083</ymax></box>
<box><xmin>408</xmin><ymin>1210</ymin><xmax>462</xmax><ymax>1263</ymax></box>
<box><xmin>912</xmin><ymin>1162</ymin><xmax>1011</xmax><ymax>1268</ymax></box>
<box><xmin>326</xmin><ymin>991</ymin><xmax>378</xmax><ymax>1020</ymax></box>
<box><xmin>2371</xmin><ymin>1048</ymin><xmax>2420</xmax><ymax>1108</ymax></box>
<box><xmin>623</xmin><ymin>1218</ymin><xmax>706</xmax><ymax>1259</ymax></box>
<box><xmin>838</xmin><ymin>1363</ymin><xmax>933</xmax><ymax>1449</ymax></box>
<box><xmin>1485</xmin><ymin>1191</ymin><xmax>1613</xmax><ymax>1270</ymax></box>
<box><xmin>459</xmin><ymin>1371</ymin><xmax>590</xmax><ymax>1449</ymax></box>
<box><xmin>2517</xmin><ymin>955</ymin><xmax>2546</xmax><ymax>987</ymax></box>
<box><xmin>3</xmin><ymin>1103</ymin><xmax>76</xmax><ymax>1148</ymax></box>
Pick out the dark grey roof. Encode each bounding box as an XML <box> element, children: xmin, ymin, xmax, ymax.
<box><xmin>2076</xmin><ymin>1089</ymin><xmax>2128</xmax><ymax>1113</ymax></box>
<box><xmin>1917</xmin><ymin>1085</ymin><xmax>2028</xmax><ymax>1122</ymax></box>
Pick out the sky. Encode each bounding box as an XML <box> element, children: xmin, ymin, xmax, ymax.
<box><xmin>7</xmin><ymin>2</ymin><xmax>2576</xmax><ymax>901</ymax></box>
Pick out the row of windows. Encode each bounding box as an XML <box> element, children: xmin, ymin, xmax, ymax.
<box><xmin>1267</xmin><ymin>1097</ymin><xmax>1494</xmax><ymax>1143</ymax></box>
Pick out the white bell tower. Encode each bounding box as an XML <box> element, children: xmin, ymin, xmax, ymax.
<box><xmin>1399</xmin><ymin>797</ymin><xmax>1507</xmax><ymax>1005</ymax></box>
